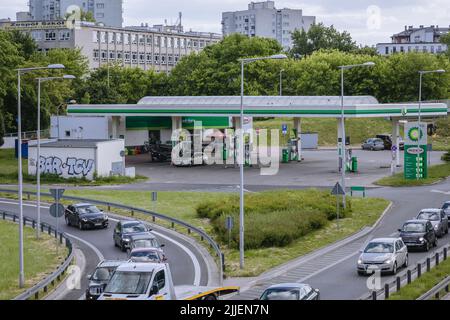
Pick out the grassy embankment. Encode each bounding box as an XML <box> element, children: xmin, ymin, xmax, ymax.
<box><xmin>0</xmin><ymin>219</ymin><xmax>68</xmax><ymax>300</ymax></box>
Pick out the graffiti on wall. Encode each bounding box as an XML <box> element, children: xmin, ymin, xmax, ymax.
<box><xmin>36</xmin><ymin>156</ymin><xmax>95</xmax><ymax>177</ymax></box>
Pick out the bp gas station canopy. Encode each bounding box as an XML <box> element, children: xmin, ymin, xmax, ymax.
<box><xmin>67</xmin><ymin>96</ymin><xmax>449</xmax><ymax>119</ymax></box>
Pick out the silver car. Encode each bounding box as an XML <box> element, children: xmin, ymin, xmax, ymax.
<box><xmin>362</xmin><ymin>138</ymin><xmax>385</xmax><ymax>151</ymax></box>
<box><xmin>259</xmin><ymin>283</ymin><xmax>320</xmax><ymax>300</ymax></box>
<box><xmin>357</xmin><ymin>238</ymin><xmax>408</xmax><ymax>275</ymax></box>
<box><xmin>416</xmin><ymin>209</ymin><xmax>449</xmax><ymax>238</ymax></box>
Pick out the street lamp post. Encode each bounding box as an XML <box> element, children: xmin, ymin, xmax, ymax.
<box><xmin>417</xmin><ymin>69</ymin><xmax>445</xmax><ymax>180</ymax></box>
<box><xmin>36</xmin><ymin>75</ymin><xmax>75</xmax><ymax>239</ymax></box>
<box><xmin>16</xmin><ymin>64</ymin><xmax>65</xmax><ymax>287</ymax></box>
<box><xmin>238</xmin><ymin>53</ymin><xmax>287</xmax><ymax>269</ymax></box>
<box><xmin>279</xmin><ymin>69</ymin><xmax>285</xmax><ymax>96</ymax></box>
<box><xmin>338</xmin><ymin>62</ymin><xmax>375</xmax><ymax>209</ymax></box>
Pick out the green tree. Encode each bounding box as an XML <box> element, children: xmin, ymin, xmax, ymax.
<box><xmin>291</xmin><ymin>23</ymin><xmax>358</xmax><ymax>57</ymax></box>
<box><xmin>441</xmin><ymin>33</ymin><xmax>450</xmax><ymax>57</ymax></box>
<box><xmin>169</xmin><ymin>34</ymin><xmax>284</xmax><ymax>96</ymax></box>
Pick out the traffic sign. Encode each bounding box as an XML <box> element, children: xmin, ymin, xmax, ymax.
<box><xmin>50</xmin><ymin>188</ymin><xmax>65</xmax><ymax>201</ymax></box>
<box><xmin>391</xmin><ymin>145</ymin><xmax>398</xmax><ymax>152</ymax></box>
<box><xmin>282</xmin><ymin>124</ymin><xmax>288</xmax><ymax>136</ymax></box>
<box><xmin>151</xmin><ymin>191</ymin><xmax>158</xmax><ymax>202</ymax></box>
<box><xmin>331</xmin><ymin>182</ymin><xmax>346</xmax><ymax>196</ymax></box>
<box><xmin>49</xmin><ymin>203</ymin><xmax>65</xmax><ymax>218</ymax></box>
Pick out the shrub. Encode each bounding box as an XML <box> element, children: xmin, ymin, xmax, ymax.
<box><xmin>442</xmin><ymin>151</ymin><xmax>450</xmax><ymax>162</ymax></box>
<box><xmin>196</xmin><ymin>189</ymin><xmax>351</xmax><ymax>249</ymax></box>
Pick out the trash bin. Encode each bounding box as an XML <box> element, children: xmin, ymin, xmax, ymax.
<box><xmin>282</xmin><ymin>148</ymin><xmax>290</xmax><ymax>163</ymax></box>
<box><xmin>222</xmin><ymin>146</ymin><xmax>228</xmax><ymax>161</ymax></box>
<box><xmin>351</xmin><ymin>157</ymin><xmax>358</xmax><ymax>172</ymax></box>
<box><xmin>15</xmin><ymin>139</ymin><xmax>29</xmax><ymax>159</ymax></box>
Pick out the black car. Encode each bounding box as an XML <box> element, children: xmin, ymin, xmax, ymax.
<box><xmin>65</xmin><ymin>203</ymin><xmax>109</xmax><ymax>230</ymax></box>
<box><xmin>86</xmin><ymin>260</ymin><xmax>123</xmax><ymax>300</ymax></box>
<box><xmin>442</xmin><ymin>201</ymin><xmax>450</xmax><ymax>227</ymax></box>
<box><xmin>398</xmin><ymin>220</ymin><xmax>437</xmax><ymax>252</ymax></box>
<box><xmin>376</xmin><ymin>134</ymin><xmax>405</xmax><ymax>151</ymax></box>
<box><xmin>113</xmin><ymin>220</ymin><xmax>152</xmax><ymax>252</ymax></box>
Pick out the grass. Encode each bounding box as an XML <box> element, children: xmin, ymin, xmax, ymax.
<box><xmin>0</xmin><ymin>219</ymin><xmax>68</xmax><ymax>300</ymax></box>
<box><xmin>375</xmin><ymin>162</ymin><xmax>450</xmax><ymax>187</ymax></box>
<box><xmin>0</xmin><ymin>188</ymin><xmax>389</xmax><ymax>278</ymax></box>
<box><xmin>254</xmin><ymin>117</ymin><xmax>392</xmax><ymax>147</ymax></box>
<box><xmin>0</xmin><ymin>149</ymin><xmax>147</xmax><ymax>185</ymax></box>
<box><xmin>389</xmin><ymin>256</ymin><xmax>450</xmax><ymax>300</ymax></box>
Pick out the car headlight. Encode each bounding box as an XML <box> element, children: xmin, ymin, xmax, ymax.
<box><xmin>384</xmin><ymin>259</ymin><xmax>393</xmax><ymax>264</ymax></box>
<box><xmin>358</xmin><ymin>259</ymin><xmax>364</xmax><ymax>265</ymax></box>
<box><xmin>419</xmin><ymin>237</ymin><xmax>425</xmax><ymax>242</ymax></box>
<box><xmin>434</xmin><ymin>225</ymin><xmax>439</xmax><ymax>229</ymax></box>
<box><xmin>123</xmin><ymin>237</ymin><xmax>130</xmax><ymax>242</ymax></box>
<box><xmin>82</xmin><ymin>218</ymin><xmax>88</xmax><ymax>222</ymax></box>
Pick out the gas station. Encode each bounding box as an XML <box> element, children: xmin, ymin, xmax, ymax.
<box><xmin>64</xmin><ymin>95</ymin><xmax>448</xmax><ymax>173</ymax></box>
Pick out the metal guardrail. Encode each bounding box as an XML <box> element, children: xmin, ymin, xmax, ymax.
<box><xmin>0</xmin><ymin>210</ymin><xmax>74</xmax><ymax>300</ymax></box>
<box><xmin>0</xmin><ymin>188</ymin><xmax>224</xmax><ymax>284</ymax></box>
<box><xmin>417</xmin><ymin>276</ymin><xmax>450</xmax><ymax>300</ymax></box>
<box><xmin>5</xmin><ymin>129</ymin><xmax>50</xmax><ymax>139</ymax></box>
<box><xmin>362</xmin><ymin>244</ymin><xmax>449</xmax><ymax>300</ymax></box>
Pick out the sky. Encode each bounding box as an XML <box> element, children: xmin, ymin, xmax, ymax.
<box><xmin>1</xmin><ymin>0</ymin><xmax>450</xmax><ymax>46</ymax></box>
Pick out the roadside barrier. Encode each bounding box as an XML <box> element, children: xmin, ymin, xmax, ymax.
<box><xmin>1</xmin><ymin>210</ymin><xmax>74</xmax><ymax>300</ymax></box>
<box><xmin>363</xmin><ymin>244</ymin><xmax>450</xmax><ymax>300</ymax></box>
<box><xmin>0</xmin><ymin>188</ymin><xmax>224</xmax><ymax>284</ymax></box>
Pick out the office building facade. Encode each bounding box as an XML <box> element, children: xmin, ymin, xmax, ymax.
<box><xmin>0</xmin><ymin>20</ymin><xmax>221</xmax><ymax>73</ymax></box>
<box><xmin>222</xmin><ymin>1</ymin><xmax>315</xmax><ymax>49</ymax></box>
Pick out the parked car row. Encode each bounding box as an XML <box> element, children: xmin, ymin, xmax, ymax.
<box><xmin>357</xmin><ymin>202</ymin><xmax>450</xmax><ymax>276</ymax></box>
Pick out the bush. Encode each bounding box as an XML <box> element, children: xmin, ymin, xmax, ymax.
<box><xmin>442</xmin><ymin>151</ymin><xmax>450</xmax><ymax>162</ymax></box>
<box><xmin>196</xmin><ymin>189</ymin><xmax>352</xmax><ymax>249</ymax></box>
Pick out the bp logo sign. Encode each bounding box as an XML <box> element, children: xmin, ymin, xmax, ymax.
<box><xmin>407</xmin><ymin>127</ymin><xmax>423</xmax><ymax>142</ymax></box>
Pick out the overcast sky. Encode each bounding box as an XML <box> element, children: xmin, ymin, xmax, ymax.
<box><xmin>1</xmin><ymin>0</ymin><xmax>449</xmax><ymax>46</ymax></box>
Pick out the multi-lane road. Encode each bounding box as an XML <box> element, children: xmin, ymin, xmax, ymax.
<box><xmin>0</xmin><ymin>198</ymin><xmax>211</xmax><ymax>300</ymax></box>
<box><xmin>1</xmin><ymin>177</ymin><xmax>449</xmax><ymax>300</ymax></box>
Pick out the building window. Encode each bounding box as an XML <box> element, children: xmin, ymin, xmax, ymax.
<box><xmin>146</xmin><ymin>35</ymin><xmax>152</xmax><ymax>45</ymax></box>
<box><xmin>109</xmin><ymin>32</ymin><xmax>115</xmax><ymax>44</ymax></box>
<box><xmin>45</xmin><ymin>31</ymin><xmax>56</xmax><ymax>41</ymax></box>
<box><xmin>117</xmin><ymin>52</ymin><xmax>123</xmax><ymax>60</ymax></box>
<box><xmin>92</xmin><ymin>31</ymin><xmax>99</xmax><ymax>43</ymax></box>
<box><xmin>101</xmin><ymin>50</ymin><xmax>107</xmax><ymax>60</ymax></box>
<box><xmin>423</xmin><ymin>46</ymin><xmax>427</xmax><ymax>52</ymax></box>
<box><xmin>139</xmin><ymin>34</ymin><xmax>145</xmax><ymax>44</ymax></box>
<box><xmin>93</xmin><ymin>49</ymin><xmax>99</xmax><ymax>59</ymax></box>
<box><xmin>146</xmin><ymin>53</ymin><xmax>152</xmax><ymax>62</ymax></box>
<box><xmin>131</xmin><ymin>34</ymin><xmax>137</xmax><ymax>44</ymax></box>
<box><xmin>109</xmin><ymin>51</ymin><xmax>116</xmax><ymax>60</ymax></box>
<box><xmin>116</xmin><ymin>33</ymin><xmax>122</xmax><ymax>44</ymax></box>
<box><xmin>59</xmin><ymin>30</ymin><xmax>70</xmax><ymax>41</ymax></box>
<box><xmin>31</xmin><ymin>31</ymin><xmax>42</xmax><ymax>41</ymax></box>
<box><xmin>124</xmin><ymin>52</ymin><xmax>130</xmax><ymax>61</ymax></box>
<box><xmin>96</xmin><ymin>3</ymin><xmax>105</xmax><ymax>9</ymax></box>
<box><xmin>139</xmin><ymin>52</ymin><xmax>145</xmax><ymax>63</ymax></box>
<box><xmin>100</xmin><ymin>32</ymin><xmax>106</xmax><ymax>43</ymax></box>
<box><xmin>132</xmin><ymin>52</ymin><xmax>137</xmax><ymax>62</ymax></box>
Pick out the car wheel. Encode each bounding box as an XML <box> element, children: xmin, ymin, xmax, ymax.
<box><xmin>404</xmin><ymin>255</ymin><xmax>408</xmax><ymax>268</ymax></box>
<box><xmin>65</xmin><ymin>217</ymin><xmax>71</xmax><ymax>226</ymax></box>
<box><xmin>78</xmin><ymin>221</ymin><xmax>84</xmax><ymax>230</ymax></box>
<box><xmin>392</xmin><ymin>262</ymin><xmax>397</xmax><ymax>275</ymax></box>
<box><xmin>434</xmin><ymin>238</ymin><xmax>438</xmax><ymax>247</ymax></box>
<box><xmin>425</xmin><ymin>241</ymin><xmax>430</xmax><ymax>252</ymax></box>
<box><xmin>120</xmin><ymin>242</ymin><xmax>126</xmax><ymax>252</ymax></box>
<box><xmin>357</xmin><ymin>271</ymin><xmax>365</xmax><ymax>276</ymax></box>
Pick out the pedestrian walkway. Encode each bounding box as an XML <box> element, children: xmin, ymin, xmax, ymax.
<box><xmin>227</xmin><ymin>231</ymin><xmax>368</xmax><ymax>300</ymax></box>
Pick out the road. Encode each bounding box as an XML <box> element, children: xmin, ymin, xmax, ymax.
<box><xmin>0</xmin><ymin>199</ymin><xmax>210</xmax><ymax>300</ymax></box>
<box><xmin>234</xmin><ymin>178</ymin><xmax>450</xmax><ymax>300</ymax></box>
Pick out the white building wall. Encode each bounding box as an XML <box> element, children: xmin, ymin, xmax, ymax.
<box><xmin>50</xmin><ymin>116</ymin><xmax>109</xmax><ymax>140</ymax></box>
<box><xmin>96</xmin><ymin>140</ymin><xmax>125</xmax><ymax>176</ymax></box>
<box><xmin>125</xmin><ymin>130</ymin><xmax>149</xmax><ymax>147</ymax></box>
<box><xmin>28</xmin><ymin>146</ymin><xmax>96</xmax><ymax>180</ymax></box>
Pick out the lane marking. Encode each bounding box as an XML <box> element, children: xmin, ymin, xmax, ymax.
<box><xmin>431</xmin><ymin>189</ymin><xmax>450</xmax><ymax>195</ymax></box>
<box><xmin>1</xmin><ymin>199</ymin><xmax>202</xmax><ymax>286</ymax></box>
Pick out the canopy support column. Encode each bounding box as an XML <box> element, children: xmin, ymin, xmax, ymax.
<box><xmin>294</xmin><ymin>117</ymin><xmax>302</xmax><ymax>162</ymax></box>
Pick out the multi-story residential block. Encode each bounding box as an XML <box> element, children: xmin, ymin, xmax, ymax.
<box><xmin>0</xmin><ymin>20</ymin><xmax>221</xmax><ymax>73</ymax></box>
<box><xmin>376</xmin><ymin>25</ymin><xmax>449</xmax><ymax>55</ymax></box>
<box><xmin>222</xmin><ymin>1</ymin><xmax>315</xmax><ymax>50</ymax></box>
<box><xmin>27</xmin><ymin>0</ymin><xmax>123</xmax><ymax>28</ymax></box>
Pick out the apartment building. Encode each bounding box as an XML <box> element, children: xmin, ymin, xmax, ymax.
<box><xmin>0</xmin><ymin>20</ymin><xmax>222</xmax><ymax>73</ymax></box>
<box><xmin>376</xmin><ymin>25</ymin><xmax>449</xmax><ymax>55</ymax></box>
<box><xmin>222</xmin><ymin>1</ymin><xmax>315</xmax><ymax>49</ymax></box>
<box><xmin>27</xmin><ymin>0</ymin><xmax>123</xmax><ymax>28</ymax></box>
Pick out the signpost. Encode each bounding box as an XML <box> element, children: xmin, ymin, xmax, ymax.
<box><xmin>404</xmin><ymin>122</ymin><xmax>428</xmax><ymax>180</ymax></box>
<box><xmin>49</xmin><ymin>188</ymin><xmax>65</xmax><ymax>254</ymax></box>
<box><xmin>331</xmin><ymin>182</ymin><xmax>346</xmax><ymax>231</ymax></box>
<box><xmin>225</xmin><ymin>216</ymin><xmax>234</xmax><ymax>248</ymax></box>
<box><xmin>282</xmin><ymin>124</ymin><xmax>288</xmax><ymax>136</ymax></box>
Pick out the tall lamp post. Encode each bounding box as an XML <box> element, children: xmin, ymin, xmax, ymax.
<box><xmin>16</xmin><ymin>64</ymin><xmax>65</xmax><ymax>287</ymax></box>
<box><xmin>36</xmin><ymin>75</ymin><xmax>76</xmax><ymax>239</ymax></box>
<box><xmin>417</xmin><ymin>69</ymin><xmax>445</xmax><ymax>180</ymax></box>
<box><xmin>238</xmin><ymin>53</ymin><xmax>287</xmax><ymax>269</ymax></box>
<box><xmin>337</xmin><ymin>62</ymin><xmax>375</xmax><ymax>209</ymax></box>
<box><xmin>279</xmin><ymin>69</ymin><xmax>285</xmax><ymax>96</ymax></box>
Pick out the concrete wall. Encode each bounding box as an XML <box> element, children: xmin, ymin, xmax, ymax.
<box><xmin>125</xmin><ymin>130</ymin><xmax>148</xmax><ymax>147</ymax></box>
<box><xmin>28</xmin><ymin>146</ymin><xmax>96</xmax><ymax>180</ymax></box>
<box><xmin>51</xmin><ymin>116</ymin><xmax>109</xmax><ymax>140</ymax></box>
<box><xmin>96</xmin><ymin>139</ymin><xmax>125</xmax><ymax>176</ymax></box>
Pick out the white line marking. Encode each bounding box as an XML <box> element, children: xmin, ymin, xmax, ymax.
<box><xmin>0</xmin><ymin>200</ymin><xmax>50</xmax><ymax>209</ymax></box>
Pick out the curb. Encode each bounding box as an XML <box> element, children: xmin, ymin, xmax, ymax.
<box><xmin>234</xmin><ymin>201</ymin><xmax>394</xmax><ymax>293</ymax></box>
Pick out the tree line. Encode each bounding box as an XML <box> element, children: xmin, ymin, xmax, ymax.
<box><xmin>1</xmin><ymin>25</ymin><xmax>449</xmax><ymax>144</ymax></box>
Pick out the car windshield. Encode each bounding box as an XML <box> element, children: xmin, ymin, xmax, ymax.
<box><xmin>104</xmin><ymin>271</ymin><xmax>152</xmax><ymax>295</ymax></box>
<box><xmin>130</xmin><ymin>251</ymin><xmax>161</xmax><ymax>262</ymax></box>
<box><xmin>364</xmin><ymin>242</ymin><xmax>394</xmax><ymax>253</ymax></box>
<box><xmin>123</xmin><ymin>223</ymin><xmax>147</xmax><ymax>233</ymax></box>
<box><xmin>92</xmin><ymin>267</ymin><xmax>116</xmax><ymax>281</ymax></box>
<box><xmin>443</xmin><ymin>204</ymin><xmax>450</xmax><ymax>210</ymax></box>
<box><xmin>78</xmin><ymin>205</ymin><xmax>101</xmax><ymax>214</ymax></box>
<box><xmin>133</xmin><ymin>239</ymin><xmax>159</xmax><ymax>249</ymax></box>
<box><xmin>402</xmin><ymin>223</ymin><xmax>425</xmax><ymax>233</ymax></box>
<box><xmin>260</xmin><ymin>288</ymin><xmax>299</xmax><ymax>300</ymax></box>
<box><xmin>417</xmin><ymin>212</ymin><xmax>440</xmax><ymax>221</ymax></box>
